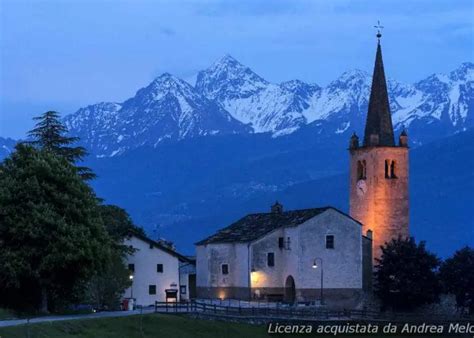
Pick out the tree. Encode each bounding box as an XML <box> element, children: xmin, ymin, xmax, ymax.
<box><xmin>440</xmin><ymin>246</ymin><xmax>474</xmax><ymax>314</ymax></box>
<box><xmin>0</xmin><ymin>144</ymin><xmax>110</xmax><ymax>312</ymax></box>
<box><xmin>26</xmin><ymin>111</ymin><xmax>95</xmax><ymax>180</ymax></box>
<box><xmin>374</xmin><ymin>237</ymin><xmax>441</xmax><ymax>311</ymax></box>
<box><xmin>84</xmin><ymin>205</ymin><xmax>145</xmax><ymax>310</ymax></box>
<box><xmin>98</xmin><ymin>204</ymin><xmax>146</xmax><ymax>244</ymax></box>
<box><xmin>85</xmin><ymin>254</ymin><xmax>131</xmax><ymax>310</ymax></box>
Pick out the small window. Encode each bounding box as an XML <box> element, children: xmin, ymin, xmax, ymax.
<box><xmin>390</xmin><ymin>161</ymin><xmax>397</xmax><ymax>179</ymax></box>
<box><xmin>278</xmin><ymin>237</ymin><xmax>284</xmax><ymax>248</ymax></box>
<box><xmin>149</xmin><ymin>285</ymin><xmax>156</xmax><ymax>295</ymax></box>
<box><xmin>128</xmin><ymin>264</ymin><xmax>135</xmax><ymax>272</ymax></box>
<box><xmin>221</xmin><ymin>264</ymin><xmax>229</xmax><ymax>275</ymax></box>
<box><xmin>286</xmin><ymin>237</ymin><xmax>291</xmax><ymax>250</ymax></box>
<box><xmin>157</xmin><ymin>264</ymin><xmax>163</xmax><ymax>273</ymax></box>
<box><xmin>326</xmin><ymin>235</ymin><xmax>335</xmax><ymax>249</ymax></box>
<box><xmin>385</xmin><ymin>160</ymin><xmax>397</xmax><ymax>179</ymax></box>
<box><xmin>267</xmin><ymin>252</ymin><xmax>275</xmax><ymax>267</ymax></box>
<box><xmin>180</xmin><ymin>285</ymin><xmax>187</xmax><ymax>294</ymax></box>
<box><xmin>357</xmin><ymin>160</ymin><xmax>367</xmax><ymax>180</ymax></box>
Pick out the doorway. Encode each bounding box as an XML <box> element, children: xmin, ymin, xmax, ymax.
<box><xmin>284</xmin><ymin>275</ymin><xmax>296</xmax><ymax>304</ymax></box>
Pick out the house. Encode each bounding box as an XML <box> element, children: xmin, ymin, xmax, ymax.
<box><xmin>195</xmin><ymin>204</ymin><xmax>372</xmax><ymax>308</ymax></box>
<box><xmin>123</xmin><ymin>232</ymin><xmax>196</xmax><ymax>306</ymax></box>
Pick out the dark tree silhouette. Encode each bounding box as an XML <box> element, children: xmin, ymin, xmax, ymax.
<box><xmin>440</xmin><ymin>246</ymin><xmax>474</xmax><ymax>314</ymax></box>
<box><xmin>374</xmin><ymin>236</ymin><xmax>441</xmax><ymax>311</ymax></box>
<box><xmin>27</xmin><ymin>111</ymin><xmax>95</xmax><ymax>179</ymax></box>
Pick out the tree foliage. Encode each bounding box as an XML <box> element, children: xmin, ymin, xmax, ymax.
<box><xmin>374</xmin><ymin>237</ymin><xmax>441</xmax><ymax>311</ymax></box>
<box><xmin>98</xmin><ymin>204</ymin><xmax>146</xmax><ymax>244</ymax></box>
<box><xmin>84</xmin><ymin>205</ymin><xmax>145</xmax><ymax>310</ymax></box>
<box><xmin>440</xmin><ymin>246</ymin><xmax>474</xmax><ymax>314</ymax></box>
<box><xmin>0</xmin><ymin>144</ymin><xmax>110</xmax><ymax>312</ymax></box>
<box><xmin>26</xmin><ymin>111</ymin><xmax>95</xmax><ymax>180</ymax></box>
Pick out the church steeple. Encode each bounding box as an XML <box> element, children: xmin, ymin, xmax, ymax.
<box><xmin>363</xmin><ymin>35</ymin><xmax>395</xmax><ymax>147</ymax></box>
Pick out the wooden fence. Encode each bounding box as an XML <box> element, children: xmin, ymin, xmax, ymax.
<box><xmin>154</xmin><ymin>301</ymin><xmax>471</xmax><ymax>321</ymax></box>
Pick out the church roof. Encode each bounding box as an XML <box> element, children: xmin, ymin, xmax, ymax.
<box><xmin>363</xmin><ymin>41</ymin><xmax>395</xmax><ymax>147</ymax></box>
<box><xmin>195</xmin><ymin>206</ymin><xmax>359</xmax><ymax>245</ymax></box>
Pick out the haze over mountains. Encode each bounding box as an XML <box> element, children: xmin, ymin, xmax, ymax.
<box><xmin>1</xmin><ymin>55</ymin><xmax>472</xmax><ymax>257</ymax></box>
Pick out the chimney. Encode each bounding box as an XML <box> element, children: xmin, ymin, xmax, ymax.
<box><xmin>271</xmin><ymin>201</ymin><xmax>283</xmax><ymax>214</ymax></box>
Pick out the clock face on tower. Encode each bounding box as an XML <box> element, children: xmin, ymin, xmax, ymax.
<box><xmin>356</xmin><ymin>180</ymin><xmax>367</xmax><ymax>196</ymax></box>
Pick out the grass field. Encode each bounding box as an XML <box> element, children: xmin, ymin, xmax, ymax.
<box><xmin>0</xmin><ymin>313</ymin><xmax>449</xmax><ymax>338</ymax></box>
<box><xmin>0</xmin><ymin>314</ymin><xmax>267</xmax><ymax>338</ymax></box>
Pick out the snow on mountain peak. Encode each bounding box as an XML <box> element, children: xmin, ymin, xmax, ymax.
<box><xmin>64</xmin><ymin>58</ymin><xmax>473</xmax><ymax>157</ymax></box>
<box><xmin>195</xmin><ymin>54</ymin><xmax>268</xmax><ymax>101</ymax></box>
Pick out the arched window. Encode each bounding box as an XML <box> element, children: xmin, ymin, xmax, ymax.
<box><xmin>390</xmin><ymin>161</ymin><xmax>397</xmax><ymax>178</ymax></box>
<box><xmin>357</xmin><ymin>160</ymin><xmax>367</xmax><ymax>180</ymax></box>
<box><xmin>385</xmin><ymin>160</ymin><xmax>397</xmax><ymax>179</ymax></box>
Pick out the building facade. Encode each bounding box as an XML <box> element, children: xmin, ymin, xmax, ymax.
<box><xmin>349</xmin><ymin>35</ymin><xmax>409</xmax><ymax>260</ymax></box>
<box><xmin>123</xmin><ymin>233</ymin><xmax>195</xmax><ymax>306</ymax></box>
<box><xmin>196</xmin><ymin>206</ymin><xmax>372</xmax><ymax>308</ymax></box>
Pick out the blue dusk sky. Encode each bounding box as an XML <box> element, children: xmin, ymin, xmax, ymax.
<box><xmin>1</xmin><ymin>0</ymin><xmax>473</xmax><ymax>139</ymax></box>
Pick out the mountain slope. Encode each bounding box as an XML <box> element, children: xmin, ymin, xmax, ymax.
<box><xmin>64</xmin><ymin>73</ymin><xmax>251</xmax><ymax>157</ymax></box>
<box><xmin>0</xmin><ymin>137</ymin><xmax>16</xmax><ymax>160</ymax></box>
<box><xmin>86</xmin><ymin>124</ymin><xmax>474</xmax><ymax>257</ymax></box>
<box><xmin>64</xmin><ymin>56</ymin><xmax>473</xmax><ymax>157</ymax></box>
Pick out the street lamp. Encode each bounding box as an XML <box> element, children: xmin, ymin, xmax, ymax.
<box><xmin>312</xmin><ymin>258</ymin><xmax>324</xmax><ymax>305</ymax></box>
<box><xmin>129</xmin><ymin>274</ymin><xmax>134</xmax><ymax>299</ymax></box>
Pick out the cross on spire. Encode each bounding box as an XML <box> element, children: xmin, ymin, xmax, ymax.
<box><xmin>374</xmin><ymin>20</ymin><xmax>384</xmax><ymax>41</ymax></box>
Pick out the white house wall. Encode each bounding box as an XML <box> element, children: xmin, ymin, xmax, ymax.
<box><xmin>124</xmin><ymin>236</ymin><xmax>180</xmax><ymax>306</ymax></box>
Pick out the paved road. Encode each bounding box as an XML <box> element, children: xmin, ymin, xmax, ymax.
<box><xmin>0</xmin><ymin>308</ymin><xmax>156</xmax><ymax>328</ymax></box>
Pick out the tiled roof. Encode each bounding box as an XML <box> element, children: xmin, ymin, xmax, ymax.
<box><xmin>196</xmin><ymin>207</ymin><xmax>332</xmax><ymax>245</ymax></box>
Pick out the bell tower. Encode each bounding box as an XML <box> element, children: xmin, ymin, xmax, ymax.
<box><xmin>349</xmin><ymin>28</ymin><xmax>409</xmax><ymax>261</ymax></box>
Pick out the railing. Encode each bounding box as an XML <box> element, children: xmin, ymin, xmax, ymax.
<box><xmin>154</xmin><ymin>300</ymin><xmax>473</xmax><ymax>322</ymax></box>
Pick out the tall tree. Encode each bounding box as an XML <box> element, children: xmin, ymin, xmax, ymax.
<box><xmin>0</xmin><ymin>144</ymin><xmax>110</xmax><ymax>312</ymax></box>
<box><xmin>440</xmin><ymin>246</ymin><xmax>474</xmax><ymax>314</ymax></box>
<box><xmin>27</xmin><ymin>111</ymin><xmax>95</xmax><ymax>179</ymax></box>
<box><xmin>374</xmin><ymin>237</ymin><xmax>441</xmax><ymax>311</ymax></box>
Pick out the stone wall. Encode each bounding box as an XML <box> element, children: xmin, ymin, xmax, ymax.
<box><xmin>350</xmin><ymin>146</ymin><xmax>409</xmax><ymax>261</ymax></box>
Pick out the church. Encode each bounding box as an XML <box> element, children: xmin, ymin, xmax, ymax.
<box><xmin>195</xmin><ymin>32</ymin><xmax>409</xmax><ymax>307</ymax></box>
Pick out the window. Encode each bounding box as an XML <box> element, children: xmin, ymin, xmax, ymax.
<box><xmin>385</xmin><ymin>160</ymin><xmax>397</xmax><ymax>179</ymax></box>
<box><xmin>286</xmin><ymin>237</ymin><xmax>291</xmax><ymax>250</ymax></box>
<box><xmin>267</xmin><ymin>252</ymin><xmax>275</xmax><ymax>267</ymax></box>
<box><xmin>149</xmin><ymin>285</ymin><xmax>156</xmax><ymax>295</ymax></box>
<box><xmin>278</xmin><ymin>237</ymin><xmax>284</xmax><ymax>248</ymax></box>
<box><xmin>157</xmin><ymin>264</ymin><xmax>163</xmax><ymax>273</ymax></box>
<box><xmin>390</xmin><ymin>161</ymin><xmax>397</xmax><ymax>179</ymax></box>
<box><xmin>180</xmin><ymin>285</ymin><xmax>187</xmax><ymax>295</ymax></box>
<box><xmin>326</xmin><ymin>235</ymin><xmax>335</xmax><ymax>249</ymax></box>
<box><xmin>128</xmin><ymin>264</ymin><xmax>135</xmax><ymax>272</ymax></box>
<box><xmin>221</xmin><ymin>264</ymin><xmax>229</xmax><ymax>275</ymax></box>
<box><xmin>357</xmin><ymin>160</ymin><xmax>367</xmax><ymax>180</ymax></box>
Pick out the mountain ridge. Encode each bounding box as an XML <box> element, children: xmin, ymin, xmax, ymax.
<box><xmin>62</xmin><ymin>56</ymin><xmax>473</xmax><ymax>157</ymax></box>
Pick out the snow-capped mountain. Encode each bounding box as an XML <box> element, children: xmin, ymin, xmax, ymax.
<box><xmin>64</xmin><ymin>73</ymin><xmax>250</xmax><ymax>157</ymax></box>
<box><xmin>195</xmin><ymin>55</ymin><xmax>320</xmax><ymax>135</ymax></box>
<box><xmin>0</xmin><ymin>137</ymin><xmax>16</xmax><ymax>159</ymax></box>
<box><xmin>64</xmin><ymin>56</ymin><xmax>473</xmax><ymax>156</ymax></box>
<box><xmin>196</xmin><ymin>56</ymin><xmax>473</xmax><ymax>142</ymax></box>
